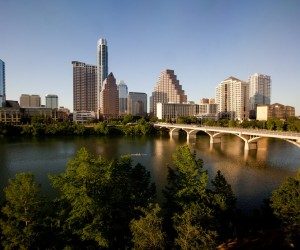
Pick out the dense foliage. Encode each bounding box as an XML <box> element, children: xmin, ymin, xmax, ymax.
<box><xmin>0</xmin><ymin>146</ymin><xmax>298</xmax><ymax>249</ymax></box>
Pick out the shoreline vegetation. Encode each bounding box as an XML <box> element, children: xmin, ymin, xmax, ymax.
<box><xmin>0</xmin><ymin>114</ymin><xmax>300</xmax><ymax>138</ymax></box>
<box><xmin>0</xmin><ymin>145</ymin><xmax>299</xmax><ymax>249</ymax></box>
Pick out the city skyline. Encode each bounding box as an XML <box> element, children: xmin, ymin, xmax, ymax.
<box><xmin>1</xmin><ymin>0</ymin><xmax>299</xmax><ymax>114</ymax></box>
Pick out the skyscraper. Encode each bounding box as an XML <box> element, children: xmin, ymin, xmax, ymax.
<box><xmin>100</xmin><ymin>72</ymin><xmax>119</xmax><ymax>117</ymax></box>
<box><xmin>128</xmin><ymin>92</ymin><xmax>147</xmax><ymax>116</ymax></box>
<box><xmin>72</xmin><ymin>61</ymin><xmax>97</xmax><ymax>112</ymax></box>
<box><xmin>248</xmin><ymin>73</ymin><xmax>271</xmax><ymax>117</ymax></box>
<box><xmin>45</xmin><ymin>94</ymin><xmax>59</xmax><ymax>109</ymax></box>
<box><xmin>0</xmin><ymin>59</ymin><xmax>6</xmax><ymax>108</ymax></box>
<box><xmin>97</xmin><ymin>38</ymin><xmax>108</xmax><ymax>112</ymax></box>
<box><xmin>150</xmin><ymin>69</ymin><xmax>187</xmax><ymax>117</ymax></box>
<box><xmin>118</xmin><ymin>80</ymin><xmax>128</xmax><ymax>115</ymax></box>
<box><xmin>20</xmin><ymin>94</ymin><xmax>41</xmax><ymax>107</ymax></box>
<box><xmin>215</xmin><ymin>77</ymin><xmax>249</xmax><ymax>120</ymax></box>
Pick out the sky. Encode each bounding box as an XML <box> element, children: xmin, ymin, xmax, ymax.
<box><xmin>1</xmin><ymin>0</ymin><xmax>300</xmax><ymax>114</ymax></box>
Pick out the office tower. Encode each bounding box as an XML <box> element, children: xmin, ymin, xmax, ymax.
<box><xmin>0</xmin><ymin>59</ymin><xmax>5</xmax><ymax>108</ymax></box>
<box><xmin>128</xmin><ymin>92</ymin><xmax>147</xmax><ymax>116</ymax></box>
<box><xmin>45</xmin><ymin>94</ymin><xmax>58</xmax><ymax>109</ymax></box>
<box><xmin>100</xmin><ymin>72</ymin><xmax>119</xmax><ymax>117</ymax></box>
<box><xmin>215</xmin><ymin>77</ymin><xmax>249</xmax><ymax>120</ymax></box>
<box><xmin>150</xmin><ymin>69</ymin><xmax>187</xmax><ymax>117</ymax></box>
<box><xmin>248</xmin><ymin>73</ymin><xmax>271</xmax><ymax>117</ymax></box>
<box><xmin>118</xmin><ymin>80</ymin><xmax>128</xmax><ymax>115</ymax></box>
<box><xmin>20</xmin><ymin>94</ymin><xmax>41</xmax><ymax>107</ymax></box>
<box><xmin>97</xmin><ymin>38</ymin><xmax>108</xmax><ymax>111</ymax></box>
<box><xmin>72</xmin><ymin>61</ymin><xmax>98</xmax><ymax>113</ymax></box>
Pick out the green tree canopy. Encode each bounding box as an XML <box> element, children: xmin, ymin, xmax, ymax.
<box><xmin>0</xmin><ymin>172</ymin><xmax>44</xmax><ymax>249</ymax></box>
<box><xmin>270</xmin><ymin>170</ymin><xmax>300</xmax><ymax>247</ymax></box>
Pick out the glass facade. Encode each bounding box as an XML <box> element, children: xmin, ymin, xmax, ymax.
<box><xmin>0</xmin><ymin>59</ymin><xmax>6</xmax><ymax>107</ymax></box>
<box><xmin>118</xmin><ymin>80</ymin><xmax>128</xmax><ymax>115</ymax></box>
<box><xmin>97</xmin><ymin>38</ymin><xmax>108</xmax><ymax>111</ymax></box>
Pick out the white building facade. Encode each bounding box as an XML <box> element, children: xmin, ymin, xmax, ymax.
<box><xmin>216</xmin><ymin>77</ymin><xmax>249</xmax><ymax>120</ymax></box>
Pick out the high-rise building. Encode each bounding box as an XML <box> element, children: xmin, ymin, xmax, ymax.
<box><xmin>100</xmin><ymin>72</ymin><xmax>119</xmax><ymax>117</ymax></box>
<box><xmin>72</xmin><ymin>61</ymin><xmax>98</xmax><ymax>113</ymax></box>
<box><xmin>150</xmin><ymin>69</ymin><xmax>187</xmax><ymax>117</ymax></box>
<box><xmin>248</xmin><ymin>73</ymin><xmax>271</xmax><ymax>118</ymax></box>
<box><xmin>0</xmin><ymin>59</ymin><xmax>6</xmax><ymax>108</ymax></box>
<box><xmin>128</xmin><ymin>92</ymin><xmax>147</xmax><ymax>116</ymax></box>
<box><xmin>97</xmin><ymin>38</ymin><xmax>108</xmax><ymax>112</ymax></box>
<box><xmin>20</xmin><ymin>94</ymin><xmax>41</xmax><ymax>107</ymax></box>
<box><xmin>118</xmin><ymin>80</ymin><xmax>128</xmax><ymax>115</ymax></box>
<box><xmin>45</xmin><ymin>94</ymin><xmax>58</xmax><ymax>109</ymax></box>
<box><xmin>215</xmin><ymin>77</ymin><xmax>249</xmax><ymax>120</ymax></box>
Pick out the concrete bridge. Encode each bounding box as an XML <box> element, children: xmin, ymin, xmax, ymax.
<box><xmin>154</xmin><ymin>123</ymin><xmax>300</xmax><ymax>150</ymax></box>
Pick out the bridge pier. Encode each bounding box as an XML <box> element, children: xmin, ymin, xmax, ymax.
<box><xmin>244</xmin><ymin>141</ymin><xmax>257</xmax><ymax>150</ymax></box>
<box><xmin>210</xmin><ymin>136</ymin><xmax>221</xmax><ymax>144</ymax></box>
<box><xmin>169</xmin><ymin>128</ymin><xmax>179</xmax><ymax>138</ymax></box>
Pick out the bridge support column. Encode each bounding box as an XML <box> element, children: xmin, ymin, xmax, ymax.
<box><xmin>244</xmin><ymin>141</ymin><xmax>257</xmax><ymax>150</ymax></box>
<box><xmin>169</xmin><ymin>128</ymin><xmax>179</xmax><ymax>138</ymax></box>
<box><xmin>210</xmin><ymin>136</ymin><xmax>221</xmax><ymax>144</ymax></box>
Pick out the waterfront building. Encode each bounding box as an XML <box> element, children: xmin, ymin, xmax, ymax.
<box><xmin>156</xmin><ymin>103</ymin><xmax>195</xmax><ymax>120</ymax></box>
<box><xmin>97</xmin><ymin>38</ymin><xmax>108</xmax><ymax>112</ymax></box>
<box><xmin>72</xmin><ymin>61</ymin><xmax>98</xmax><ymax>113</ymax></box>
<box><xmin>20</xmin><ymin>94</ymin><xmax>41</xmax><ymax>107</ymax></box>
<box><xmin>128</xmin><ymin>92</ymin><xmax>147</xmax><ymax>116</ymax></box>
<box><xmin>20</xmin><ymin>107</ymin><xmax>59</xmax><ymax>122</ymax></box>
<box><xmin>257</xmin><ymin>103</ymin><xmax>295</xmax><ymax>121</ymax></box>
<box><xmin>0</xmin><ymin>100</ymin><xmax>20</xmax><ymax>124</ymax></box>
<box><xmin>196</xmin><ymin>103</ymin><xmax>219</xmax><ymax>120</ymax></box>
<box><xmin>45</xmin><ymin>94</ymin><xmax>58</xmax><ymax>109</ymax></box>
<box><xmin>150</xmin><ymin>69</ymin><xmax>187</xmax><ymax>117</ymax></box>
<box><xmin>118</xmin><ymin>80</ymin><xmax>128</xmax><ymax>115</ymax></box>
<box><xmin>215</xmin><ymin>77</ymin><xmax>249</xmax><ymax>120</ymax></box>
<box><xmin>73</xmin><ymin>111</ymin><xmax>96</xmax><ymax>123</ymax></box>
<box><xmin>100</xmin><ymin>72</ymin><xmax>119</xmax><ymax>118</ymax></box>
<box><xmin>0</xmin><ymin>59</ymin><xmax>6</xmax><ymax>108</ymax></box>
<box><xmin>248</xmin><ymin>73</ymin><xmax>271</xmax><ymax>118</ymax></box>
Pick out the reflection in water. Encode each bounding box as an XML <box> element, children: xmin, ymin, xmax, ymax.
<box><xmin>0</xmin><ymin>135</ymin><xmax>299</xmax><ymax>212</ymax></box>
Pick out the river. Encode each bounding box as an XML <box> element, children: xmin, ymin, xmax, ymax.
<box><xmin>0</xmin><ymin>133</ymin><xmax>299</xmax><ymax>212</ymax></box>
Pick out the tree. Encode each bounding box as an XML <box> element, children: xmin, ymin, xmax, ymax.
<box><xmin>163</xmin><ymin>145</ymin><xmax>215</xmax><ymax>247</ymax></box>
<box><xmin>270</xmin><ymin>170</ymin><xmax>300</xmax><ymax>247</ymax></box>
<box><xmin>174</xmin><ymin>203</ymin><xmax>217</xmax><ymax>250</ymax></box>
<box><xmin>130</xmin><ymin>203</ymin><xmax>165</xmax><ymax>250</ymax></box>
<box><xmin>210</xmin><ymin>170</ymin><xmax>237</xmax><ymax>240</ymax></box>
<box><xmin>50</xmin><ymin>147</ymin><xmax>156</xmax><ymax>248</ymax></box>
<box><xmin>49</xmin><ymin>148</ymin><xmax>111</xmax><ymax>248</ymax></box>
<box><xmin>0</xmin><ymin>172</ymin><xmax>44</xmax><ymax>249</ymax></box>
<box><xmin>164</xmin><ymin>145</ymin><xmax>208</xmax><ymax>208</ymax></box>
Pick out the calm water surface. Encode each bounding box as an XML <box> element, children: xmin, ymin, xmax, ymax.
<box><xmin>0</xmin><ymin>134</ymin><xmax>299</xmax><ymax>212</ymax></box>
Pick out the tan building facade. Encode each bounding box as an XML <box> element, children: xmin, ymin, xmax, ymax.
<box><xmin>20</xmin><ymin>94</ymin><xmax>41</xmax><ymax>107</ymax></box>
<box><xmin>100</xmin><ymin>72</ymin><xmax>119</xmax><ymax>118</ymax></box>
<box><xmin>216</xmin><ymin>77</ymin><xmax>249</xmax><ymax>120</ymax></box>
<box><xmin>150</xmin><ymin>69</ymin><xmax>187</xmax><ymax>117</ymax></box>
<box><xmin>257</xmin><ymin>103</ymin><xmax>295</xmax><ymax>120</ymax></box>
<box><xmin>156</xmin><ymin>103</ymin><xmax>195</xmax><ymax>120</ymax></box>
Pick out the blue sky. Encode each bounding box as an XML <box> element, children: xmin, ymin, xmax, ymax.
<box><xmin>1</xmin><ymin>0</ymin><xmax>299</xmax><ymax>114</ymax></box>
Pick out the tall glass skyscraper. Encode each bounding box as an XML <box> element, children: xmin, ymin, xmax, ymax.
<box><xmin>248</xmin><ymin>73</ymin><xmax>271</xmax><ymax>115</ymax></box>
<box><xmin>118</xmin><ymin>80</ymin><xmax>128</xmax><ymax>115</ymax></box>
<box><xmin>97</xmin><ymin>38</ymin><xmax>108</xmax><ymax>112</ymax></box>
<box><xmin>0</xmin><ymin>59</ymin><xmax>6</xmax><ymax>108</ymax></box>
